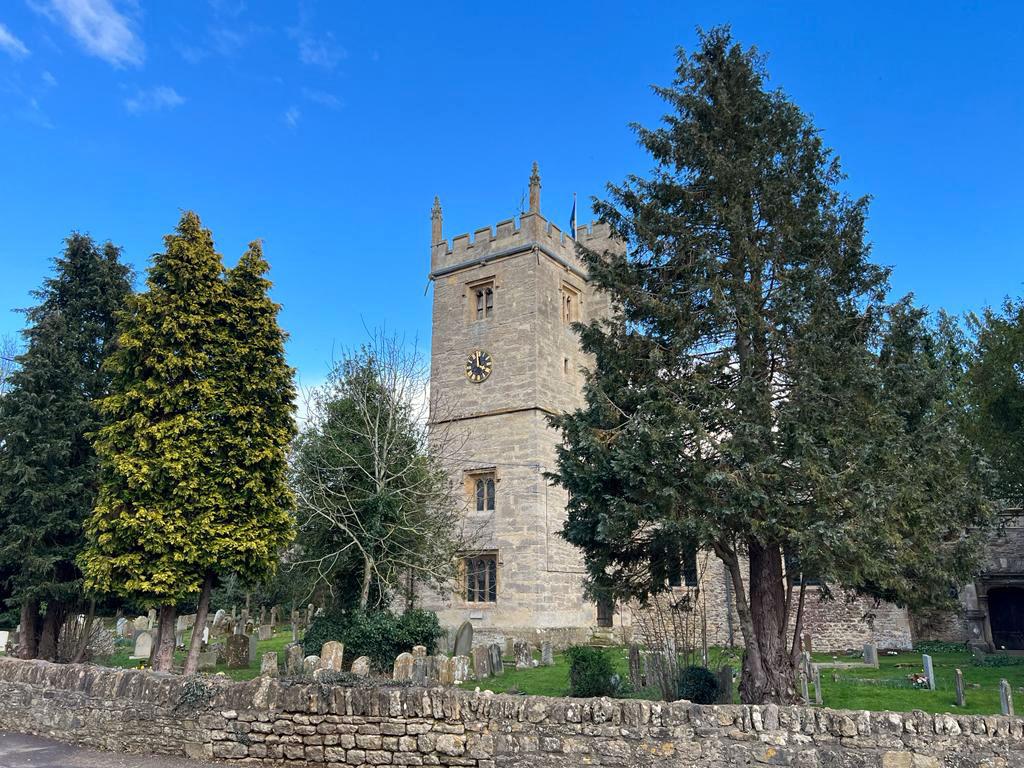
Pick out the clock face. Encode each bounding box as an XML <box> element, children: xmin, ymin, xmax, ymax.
<box><xmin>465</xmin><ymin>350</ymin><xmax>493</xmax><ymax>383</ymax></box>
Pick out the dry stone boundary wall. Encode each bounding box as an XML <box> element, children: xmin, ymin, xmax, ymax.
<box><xmin>0</xmin><ymin>657</ymin><xmax>1021</xmax><ymax>767</ymax></box>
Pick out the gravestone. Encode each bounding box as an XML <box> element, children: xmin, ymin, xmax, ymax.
<box><xmin>1000</xmin><ymin>679</ymin><xmax>1014</xmax><ymax>716</ymax></box>
<box><xmin>198</xmin><ymin>651</ymin><xmax>218</xmax><ymax>671</ymax></box>
<box><xmin>628</xmin><ymin>645</ymin><xmax>642</xmax><ymax>687</ymax></box>
<box><xmin>247</xmin><ymin>633</ymin><xmax>258</xmax><ymax>663</ymax></box>
<box><xmin>438</xmin><ymin>657</ymin><xmax>454</xmax><ymax>685</ymax></box>
<box><xmin>115</xmin><ymin>618</ymin><xmax>128</xmax><ymax>638</ymax></box>
<box><xmin>351</xmin><ymin>656</ymin><xmax>371</xmax><ymax>678</ymax></box>
<box><xmin>922</xmin><ymin>654</ymin><xmax>936</xmax><ymax>691</ymax></box>
<box><xmin>201</xmin><ymin>625</ymin><xmax>210</xmax><ymax>645</ymax></box>
<box><xmin>133</xmin><ymin>616</ymin><xmax>148</xmax><ymax>632</ymax></box>
<box><xmin>799</xmin><ymin>671</ymin><xmax>810</xmax><ymax>704</ymax></box>
<box><xmin>432</xmin><ymin>654</ymin><xmax>448</xmax><ymax>683</ymax></box>
<box><xmin>302</xmin><ymin>655</ymin><xmax>320</xmax><ymax>676</ymax></box>
<box><xmin>147</xmin><ymin>608</ymin><xmax>157</xmax><ymax>630</ymax></box>
<box><xmin>716</xmin><ymin>666</ymin><xmax>733</xmax><ymax>704</ymax></box>
<box><xmin>813</xmin><ymin>666</ymin><xmax>823</xmax><ymax>705</ymax></box>
<box><xmin>270</xmin><ymin>606</ymin><xmax>278</xmax><ymax>628</ymax></box>
<box><xmin>954</xmin><ymin>668</ymin><xmax>965</xmax><ymax>707</ymax></box>
<box><xmin>393</xmin><ymin>652</ymin><xmax>414</xmax><ymax>682</ymax></box>
<box><xmin>412</xmin><ymin>644</ymin><xmax>427</xmax><ymax>658</ymax></box>
<box><xmin>259</xmin><ymin>606</ymin><xmax>266</xmax><ymax>626</ymax></box>
<box><xmin>260</xmin><ymin>651</ymin><xmax>279</xmax><ymax>677</ymax></box>
<box><xmin>505</xmin><ymin>637</ymin><xmax>515</xmax><ymax>658</ymax></box>
<box><xmin>472</xmin><ymin>645</ymin><xmax>490</xmax><ymax>679</ymax></box>
<box><xmin>541</xmin><ymin>641</ymin><xmax>554</xmax><ymax>667</ymax></box>
<box><xmin>258</xmin><ymin>625</ymin><xmax>273</xmax><ymax>641</ymax></box>
<box><xmin>863</xmin><ymin>643</ymin><xmax>878</xmax><ymax>668</ymax></box>
<box><xmin>802</xmin><ymin>632</ymin><xmax>812</xmax><ymax>654</ymax></box>
<box><xmin>225</xmin><ymin>635</ymin><xmax>251</xmax><ymax>669</ymax></box>
<box><xmin>451</xmin><ymin>655</ymin><xmax>470</xmax><ymax>684</ymax></box>
<box><xmin>514</xmin><ymin>641</ymin><xmax>531</xmax><ymax>670</ymax></box>
<box><xmin>130</xmin><ymin>631</ymin><xmax>153</xmax><ymax>660</ymax></box>
<box><xmin>488</xmin><ymin>643</ymin><xmax>504</xmax><ymax>676</ymax></box>
<box><xmin>212</xmin><ymin>609</ymin><xmax>227</xmax><ymax>631</ymax></box>
<box><xmin>412</xmin><ymin>656</ymin><xmax>427</xmax><ymax>684</ymax></box>
<box><xmin>321</xmin><ymin>641</ymin><xmax>345</xmax><ymax>672</ymax></box>
<box><xmin>306</xmin><ymin>603</ymin><xmax>314</xmax><ymax>626</ymax></box>
<box><xmin>287</xmin><ymin>644</ymin><xmax>304</xmax><ymax>675</ymax></box>
<box><xmin>453</xmin><ymin>621</ymin><xmax>473</xmax><ymax>657</ymax></box>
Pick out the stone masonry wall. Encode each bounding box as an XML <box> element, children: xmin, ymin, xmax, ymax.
<box><xmin>1</xmin><ymin>657</ymin><xmax>1022</xmax><ymax>767</ymax></box>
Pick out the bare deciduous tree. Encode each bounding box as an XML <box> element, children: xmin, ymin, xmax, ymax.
<box><xmin>0</xmin><ymin>333</ymin><xmax>19</xmax><ymax>397</ymax></box>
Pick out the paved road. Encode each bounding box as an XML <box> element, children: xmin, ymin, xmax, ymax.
<box><xmin>0</xmin><ymin>733</ymin><xmax>220</xmax><ymax>768</ymax></box>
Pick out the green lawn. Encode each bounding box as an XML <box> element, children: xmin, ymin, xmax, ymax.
<box><xmin>460</xmin><ymin>645</ymin><xmax>1024</xmax><ymax>716</ymax></box>
<box><xmin>105</xmin><ymin>627</ymin><xmax>295</xmax><ymax>681</ymax></box>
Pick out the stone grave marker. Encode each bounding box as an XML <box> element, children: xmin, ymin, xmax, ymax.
<box><xmin>270</xmin><ymin>606</ymin><xmax>278</xmax><ymax>628</ymax></box>
<box><xmin>212</xmin><ymin>609</ymin><xmax>226</xmax><ymax>631</ymax></box>
<box><xmin>1000</xmin><ymin>679</ymin><xmax>1014</xmax><ymax>716</ymax></box>
<box><xmin>514</xmin><ymin>640</ymin><xmax>531</xmax><ymax>670</ymax></box>
<box><xmin>260</xmin><ymin>651</ymin><xmax>279</xmax><ymax>677</ymax></box>
<box><xmin>488</xmin><ymin>643</ymin><xmax>504</xmax><ymax>676</ymax></box>
<box><xmin>802</xmin><ymin>632</ymin><xmax>812</xmax><ymax>654</ymax></box>
<box><xmin>286</xmin><ymin>644</ymin><xmax>304</xmax><ymax>675</ymax></box>
<box><xmin>321</xmin><ymin>641</ymin><xmax>345</xmax><ymax>672</ymax></box>
<box><xmin>351</xmin><ymin>656</ymin><xmax>371</xmax><ymax>678</ymax></box>
<box><xmin>472</xmin><ymin>645</ymin><xmax>490</xmax><ymax>679</ymax></box>
<box><xmin>541</xmin><ymin>641</ymin><xmax>554</xmax><ymax>667</ymax></box>
<box><xmin>225</xmin><ymin>635</ymin><xmax>251</xmax><ymax>669</ymax></box>
<box><xmin>412</xmin><ymin>644</ymin><xmax>427</xmax><ymax>658</ymax></box>
<box><xmin>922</xmin><ymin>654</ymin><xmax>936</xmax><ymax>691</ymax></box>
<box><xmin>954</xmin><ymin>668</ymin><xmax>965</xmax><ymax>707</ymax></box>
<box><xmin>412</xmin><ymin>656</ymin><xmax>427</xmax><ymax>684</ymax></box>
<box><xmin>133</xmin><ymin>616</ymin><xmax>148</xmax><ymax>632</ymax></box>
<box><xmin>799</xmin><ymin>671</ymin><xmax>810</xmax><ymax>704</ymax></box>
<box><xmin>505</xmin><ymin>637</ymin><xmax>515</xmax><ymax>658</ymax></box>
<box><xmin>147</xmin><ymin>608</ymin><xmax>157</xmax><ymax>630</ymax></box>
<box><xmin>248</xmin><ymin>633</ymin><xmax>258</xmax><ymax>663</ymax></box>
<box><xmin>130</xmin><ymin>631</ymin><xmax>153</xmax><ymax>660</ymax></box>
<box><xmin>453</xmin><ymin>621</ymin><xmax>473</xmax><ymax>657</ymax></box>
<box><xmin>863</xmin><ymin>643</ymin><xmax>878</xmax><ymax>668</ymax></box>
<box><xmin>393</xmin><ymin>652</ymin><xmax>414</xmax><ymax>682</ymax></box>
<box><xmin>259</xmin><ymin>606</ymin><xmax>266</xmax><ymax>626</ymax></box>
<box><xmin>302</xmin><ymin>655</ymin><xmax>320</xmax><ymax>675</ymax></box>
<box><xmin>716</xmin><ymin>666</ymin><xmax>733</xmax><ymax>704</ymax></box>
<box><xmin>438</xmin><ymin>658</ymin><xmax>454</xmax><ymax>685</ymax></box>
<box><xmin>115</xmin><ymin>618</ymin><xmax>128</xmax><ymax>638</ymax></box>
<box><xmin>201</xmin><ymin>625</ymin><xmax>210</xmax><ymax>645</ymax></box>
<box><xmin>813</xmin><ymin>666</ymin><xmax>823</xmax><ymax>705</ymax></box>
<box><xmin>197</xmin><ymin>651</ymin><xmax>218</xmax><ymax>671</ymax></box>
<box><xmin>432</xmin><ymin>654</ymin><xmax>448</xmax><ymax>683</ymax></box>
<box><xmin>258</xmin><ymin>625</ymin><xmax>273</xmax><ymax>641</ymax></box>
<box><xmin>451</xmin><ymin>655</ymin><xmax>470</xmax><ymax>684</ymax></box>
<box><xmin>628</xmin><ymin>644</ymin><xmax>642</xmax><ymax>687</ymax></box>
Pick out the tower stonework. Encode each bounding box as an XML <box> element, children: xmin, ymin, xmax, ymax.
<box><xmin>422</xmin><ymin>175</ymin><xmax>622</xmax><ymax>645</ymax></box>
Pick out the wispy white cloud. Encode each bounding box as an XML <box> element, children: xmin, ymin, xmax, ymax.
<box><xmin>42</xmin><ymin>70</ymin><xmax>58</xmax><ymax>87</ymax></box>
<box><xmin>301</xmin><ymin>87</ymin><xmax>342</xmax><ymax>110</ymax></box>
<box><xmin>0</xmin><ymin>22</ymin><xmax>30</xmax><ymax>59</ymax></box>
<box><xmin>284</xmin><ymin>105</ymin><xmax>301</xmax><ymax>128</ymax></box>
<box><xmin>288</xmin><ymin>5</ymin><xmax>345</xmax><ymax>70</ymax></box>
<box><xmin>124</xmin><ymin>85</ymin><xmax>184</xmax><ymax>114</ymax></box>
<box><xmin>34</xmin><ymin>0</ymin><xmax>144</xmax><ymax>68</ymax></box>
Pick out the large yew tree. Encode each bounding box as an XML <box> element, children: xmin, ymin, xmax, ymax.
<box><xmin>552</xmin><ymin>29</ymin><xmax>992</xmax><ymax>704</ymax></box>
<box><xmin>0</xmin><ymin>235</ymin><xmax>131</xmax><ymax>660</ymax></box>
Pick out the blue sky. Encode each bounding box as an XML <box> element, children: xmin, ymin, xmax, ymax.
<box><xmin>1</xmin><ymin>1</ymin><xmax>1022</xmax><ymax>387</ymax></box>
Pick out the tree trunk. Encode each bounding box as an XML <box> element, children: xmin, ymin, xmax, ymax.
<box><xmin>183</xmin><ymin>573</ymin><xmax>213</xmax><ymax>676</ymax></box>
<box><xmin>359</xmin><ymin>554</ymin><xmax>372</xmax><ymax>609</ymax></box>
<box><xmin>17</xmin><ymin>599</ymin><xmax>40</xmax><ymax>660</ymax></box>
<box><xmin>740</xmin><ymin>539</ymin><xmax>797</xmax><ymax>704</ymax></box>
<box><xmin>789</xmin><ymin>580</ymin><xmax>808</xmax><ymax>665</ymax></box>
<box><xmin>36</xmin><ymin>600</ymin><xmax>66</xmax><ymax>661</ymax></box>
<box><xmin>72</xmin><ymin>599</ymin><xmax>97</xmax><ymax>664</ymax></box>
<box><xmin>151</xmin><ymin>604</ymin><xmax>177</xmax><ymax>672</ymax></box>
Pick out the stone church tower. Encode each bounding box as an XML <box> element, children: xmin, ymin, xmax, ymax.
<box><xmin>420</xmin><ymin>165</ymin><xmax>623</xmax><ymax>644</ymax></box>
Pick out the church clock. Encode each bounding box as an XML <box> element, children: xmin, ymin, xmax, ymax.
<box><xmin>465</xmin><ymin>350</ymin><xmax>493</xmax><ymax>383</ymax></box>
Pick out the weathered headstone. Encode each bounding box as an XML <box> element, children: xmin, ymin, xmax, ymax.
<box><xmin>1000</xmin><ymin>679</ymin><xmax>1014</xmax><ymax>716</ymax></box>
<box><xmin>451</xmin><ymin>655</ymin><xmax>470</xmax><ymax>684</ymax></box>
<box><xmin>130</xmin><ymin>631</ymin><xmax>153</xmax><ymax>660</ymax></box>
<box><xmin>863</xmin><ymin>643</ymin><xmax>878</xmax><ymax>668</ymax></box>
<box><xmin>628</xmin><ymin>644</ymin><xmax>643</xmax><ymax>687</ymax></box>
<box><xmin>412</xmin><ymin>644</ymin><xmax>427</xmax><ymax>658</ymax></box>
<box><xmin>801</xmin><ymin>632</ymin><xmax>812</xmax><ymax>654</ymax></box>
<box><xmin>453</xmin><ymin>621</ymin><xmax>473</xmax><ymax>657</ymax></box>
<box><xmin>212</xmin><ymin>609</ymin><xmax>227</xmax><ymax>631</ymax></box>
<box><xmin>412</xmin><ymin>656</ymin><xmax>427</xmax><ymax>684</ymax></box>
<box><xmin>799</xmin><ymin>671</ymin><xmax>810</xmax><ymax>704</ymax></box>
<box><xmin>716</xmin><ymin>666</ymin><xmax>733</xmax><ymax>704</ymax></box>
<box><xmin>432</xmin><ymin>654</ymin><xmax>448</xmax><ymax>683</ymax></box>
<box><xmin>321</xmin><ymin>640</ymin><xmax>345</xmax><ymax>672</ymax></box>
<box><xmin>225</xmin><ymin>635</ymin><xmax>251</xmax><ymax>669</ymax></box>
<box><xmin>813</xmin><ymin>666</ymin><xmax>823</xmax><ymax>705</ymax></box>
<box><xmin>286</xmin><ymin>644</ymin><xmax>304</xmax><ymax>675</ymax></box>
<box><xmin>540</xmin><ymin>640</ymin><xmax>554</xmax><ymax>667</ymax></box>
<box><xmin>488</xmin><ymin>643</ymin><xmax>504</xmax><ymax>676</ymax></box>
<box><xmin>351</xmin><ymin>656</ymin><xmax>371</xmax><ymax>678</ymax></box>
<box><xmin>260</xmin><ymin>651</ymin><xmax>279</xmax><ymax>677</ymax></box>
<box><xmin>954</xmin><ymin>668</ymin><xmax>965</xmax><ymax>707</ymax></box>
<box><xmin>505</xmin><ymin>637</ymin><xmax>515</xmax><ymax>658</ymax></box>
<box><xmin>133</xmin><ymin>616</ymin><xmax>148</xmax><ymax>632</ymax></box>
<box><xmin>302</xmin><ymin>655</ymin><xmax>320</xmax><ymax>676</ymax></box>
<box><xmin>922</xmin><ymin>654</ymin><xmax>936</xmax><ymax>691</ymax></box>
<box><xmin>439</xmin><ymin>657</ymin><xmax>454</xmax><ymax>685</ymax></box>
<box><xmin>472</xmin><ymin>645</ymin><xmax>490</xmax><ymax>679</ymax></box>
<box><xmin>514</xmin><ymin>640</ymin><xmax>531</xmax><ymax>670</ymax></box>
<box><xmin>197</xmin><ymin>651</ymin><xmax>218</xmax><ymax>671</ymax></box>
<box><xmin>258</xmin><ymin>606</ymin><xmax>266</xmax><ymax>626</ymax></box>
<box><xmin>247</xmin><ymin>633</ymin><xmax>258</xmax><ymax>664</ymax></box>
<box><xmin>258</xmin><ymin>624</ymin><xmax>273</xmax><ymax>641</ymax></box>
<box><xmin>393</xmin><ymin>652</ymin><xmax>414</xmax><ymax>682</ymax></box>
<box><xmin>115</xmin><ymin>617</ymin><xmax>128</xmax><ymax>638</ymax></box>
<box><xmin>147</xmin><ymin>608</ymin><xmax>157</xmax><ymax>630</ymax></box>
<box><xmin>270</xmin><ymin>606</ymin><xmax>278</xmax><ymax>628</ymax></box>
<box><xmin>201</xmin><ymin>625</ymin><xmax>210</xmax><ymax>645</ymax></box>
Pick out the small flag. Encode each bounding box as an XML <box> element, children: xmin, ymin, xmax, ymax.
<box><xmin>569</xmin><ymin>193</ymin><xmax>577</xmax><ymax>239</ymax></box>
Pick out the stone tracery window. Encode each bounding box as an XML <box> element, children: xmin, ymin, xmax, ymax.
<box><xmin>472</xmin><ymin>474</ymin><xmax>496</xmax><ymax>512</ymax></box>
<box><xmin>465</xmin><ymin>553</ymin><xmax>497</xmax><ymax>603</ymax></box>
<box><xmin>471</xmin><ymin>281</ymin><xmax>494</xmax><ymax>320</ymax></box>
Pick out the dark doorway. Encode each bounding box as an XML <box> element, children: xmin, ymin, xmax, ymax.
<box><xmin>988</xmin><ymin>586</ymin><xmax>1024</xmax><ymax>650</ymax></box>
<box><xmin>596</xmin><ymin>596</ymin><xmax>614</xmax><ymax>628</ymax></box>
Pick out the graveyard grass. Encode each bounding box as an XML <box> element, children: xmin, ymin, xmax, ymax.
<box><xmin>459</xmin><ymin>646</ymin><xmax>1024</xmax><ymax>716</ymax></box>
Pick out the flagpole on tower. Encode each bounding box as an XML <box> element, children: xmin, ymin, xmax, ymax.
<box><xmin>570</xmin><ymin>192</ymin><xmax>578</xmax><ymax>240</ymax></box>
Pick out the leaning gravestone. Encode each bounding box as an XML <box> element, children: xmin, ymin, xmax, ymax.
<box><xmin>1000</xmin><ymin>679</ymin><xmax>1014</xmax><ymax>716</ymax></box>
<box><xmin>212</xmin><ymin>609</ymin><xmax>226</xmax><ymax>630</ymax></box>
<box><xmin>351</xmin><ymin>656</ymin><xmax>371</xmax><ymax>678</ymax></box>
<box><xmin>258</xmin><ymin>625</ymin><xmax>273</xmax><ymax>641</ymax></box>
<box><xmin>130</xmin><ymin>631</ymin><xmax>153</xmax><ymax>660</ymax></box>
<box><xmin>472</xmin><ymin>645</ymin><xmax>490</xmax><ymax>679</ymax></box>
<box><xmin>321</xmin><ymin>641</ymin><xmax>345</xmax><ymax>672</ymax></box>
<box><xmin>514</xmin><ymin>640</ymin><xmax>531</xmax><ymax>670</ymax></box>
<box><xmin>302</xmin><ymin>655</ymin><xmax>320</xmax><ymax>676</ymax></box>
<box><xmin>954</xmin><ymin>668</ymin><xmax>965</xmax><ymax>707</ymax></box>
<box><xmin>393</xmin><ymin>652</ymin><xmax>414</xmax><ymax>682</ymax></box>
<box><xmin>453</xmin><ymin>621</ymin><xmax>473</xmax><ymax>657</ymax></box>
<box><xmin>922</xmin><ymin>654</ymin><xmax>936</xmax><ymax>691</ymax></box>
<box><xmin>286</xmin><ymin>644</ymin><xmax>304</xmax><ymax>675</ymax></box>
<box><xmin>225</xmin><ymin>635</ymin><xmax>251</xmax><ymax>669</ymax></box>
<box><xmin>541</xmin><ymin>641</ymin><xmax>554</xmax><ymax>667</ymax></box>
<box><xmin>260</xmin><ymin>651</ymin><xmax>279</xmax><ymax>678</ymax></box>
<box><xmin>488</xmin><ymin>643</ymin><xmax>503</xmax><ymax>676</ymax></box>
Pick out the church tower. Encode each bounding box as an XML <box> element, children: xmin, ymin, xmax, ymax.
<box><xmin>423</xmin><ymin>166</ymin><xmax>623</xmax><ymax>644</ymax></box>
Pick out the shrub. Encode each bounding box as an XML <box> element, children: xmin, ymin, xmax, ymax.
<box><xmin>303</xmin><ymin>608</ymin><xmax>443</xmax><ymax>672</ymax></box>
<box><xmin>678</xmin><ymin>665</ymin><xmax>719</xmax><ymax>704</ymax></box>
<box><xmin>566</xmin><ymin>645</ymin><xmax>617</xmax><ymax>698</ymax></box>
<box><xmin>914</xmin><ymin>641</ymin><xmax>967</xmax><ymax>654</ymax></box>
